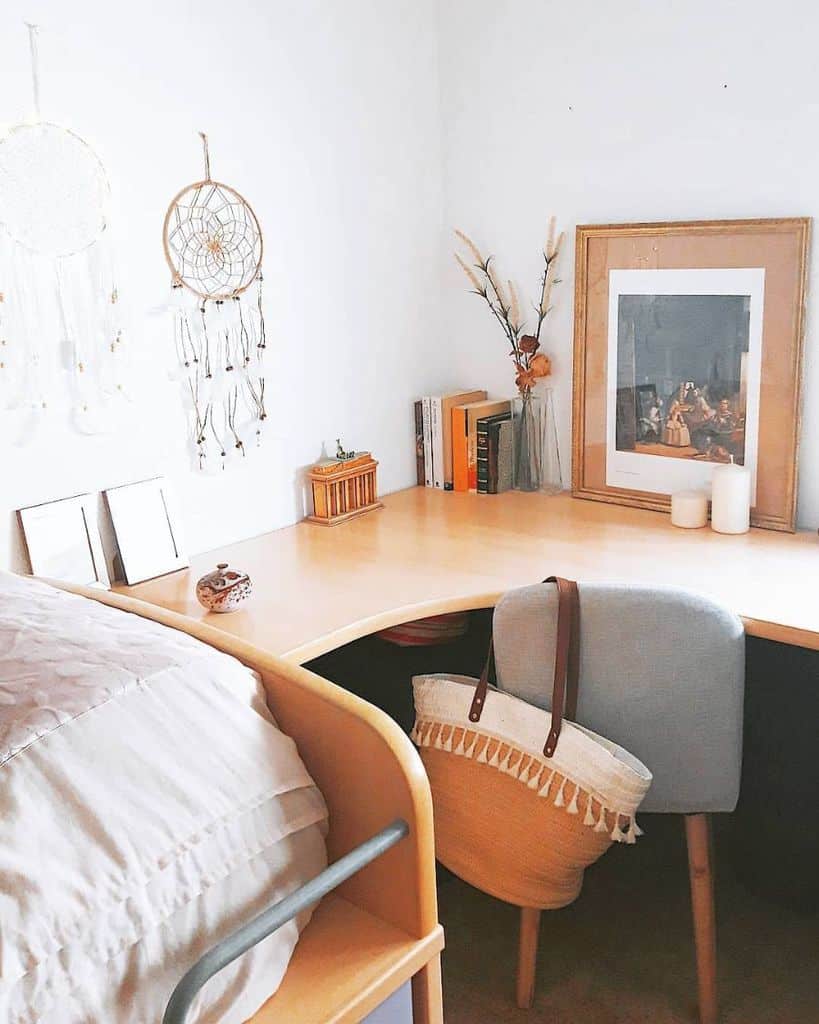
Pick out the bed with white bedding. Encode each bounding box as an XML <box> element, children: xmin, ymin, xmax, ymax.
<box><xmin>0</xmin><ymin>570</ymin><xmax>329</xmax><ymax>1024</ymax></box>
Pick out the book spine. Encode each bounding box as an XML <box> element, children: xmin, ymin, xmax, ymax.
<box><xmin>467</xmin><ymin>417</ymin><xmax>479</xmax><ymax>491</ymax></box>
<box><xmin>476</xmin><ymin>418</ymin><xmax>491</xmax><ymax>494</ymax></box>
<box><xmin>442</xmin><ymin>397</ymin><xmax>454</xmax><ymax>491</ymax></box>
<box><xmin>497</xmin><ymin>419</ymin><xmax>513</xmax><ymax>492</ymax></box>
<box><xmin>422</xmin><ymin>398</ymin><xmax>433</xmax><ymax>488</ymax></box>
<box><xmin>413</xmin><ymin>400</ymin><xmax>425</xmax><ymax>486</ymax></box>
<box><xmin>486</xmin><ymin>422</ymin><xmax>501</xmax><ymax>494</ymax></box>
<box><xmin>452</xmin><ymin>407</ymin><xmax>469</xmax><ymax>492</ymax></box>
<box><xmin>431</xmin><ymin>398</ymin><xmax>444</xmax><ymax>490</ymax></box>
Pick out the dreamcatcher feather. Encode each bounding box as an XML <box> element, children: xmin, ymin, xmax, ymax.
<box><xmin>163</xmin><ymin>132</ymin><xmax>267</xmax><ymax>471</ymax></box>
<box><xmin>0</xmin><ymin>24</ymin><xmax>126</xmax><ymax>438</ymax></box>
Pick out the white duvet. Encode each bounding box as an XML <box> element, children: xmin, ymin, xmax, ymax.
<box><xmin>0</xmin><ymin>572</ymin><xmax>328</xmax><ymax>1024</ymax></box>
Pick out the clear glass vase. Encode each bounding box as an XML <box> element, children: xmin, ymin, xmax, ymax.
<box><xmin>512</xmin><ymin>387</ymin><xmax>563</xmax><ymax>493</ymax></box>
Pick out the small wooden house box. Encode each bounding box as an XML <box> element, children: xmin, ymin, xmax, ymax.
<box><xmin>306</xmin><ymin>452</ymin><xmax>383</xmax><ymax>526</ymax></box>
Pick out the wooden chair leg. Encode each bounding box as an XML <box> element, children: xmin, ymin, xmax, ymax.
<box><xmin>684</xmin><ymin>813</ymin><xmax>718</xmax><ymax>1024</ymax></box>
<box><xmin>516</xmin><ymin>907</ymin><xmax>541</xmax><ymax>1009</ymax></box>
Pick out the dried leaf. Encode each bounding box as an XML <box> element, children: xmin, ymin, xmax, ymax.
<box><xmin>530</xmin><ymin>353</ymin><xmax>552</xmax><ymax>378</ymax></box>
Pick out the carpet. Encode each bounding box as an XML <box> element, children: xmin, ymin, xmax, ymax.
<box><xmin>437</xmin><ymin>816</ymin><xmax>818</xmax><ymax>1023</ymax></box>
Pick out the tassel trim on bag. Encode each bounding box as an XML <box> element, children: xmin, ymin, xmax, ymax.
<box><xmin>410</xmin><ymin>719</ymin><xmax>644</xmax><ymax>845</ymax></box>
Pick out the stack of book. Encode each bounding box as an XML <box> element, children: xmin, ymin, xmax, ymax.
<box><xmin>414</xmin><ymin>390</ymin><xmax>513</xmax><ymax>494</ymax></box>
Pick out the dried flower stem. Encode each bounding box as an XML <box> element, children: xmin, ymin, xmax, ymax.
<box><xmin>454</xmin><ymin>235</ymin><xmax>520</xmax><ymax>353</ymax></box>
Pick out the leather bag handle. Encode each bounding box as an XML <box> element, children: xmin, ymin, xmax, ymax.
<box><xmin>468</xmin><ymin>576</ymin><xmax>580</xmax><ymax>758</ymax></box>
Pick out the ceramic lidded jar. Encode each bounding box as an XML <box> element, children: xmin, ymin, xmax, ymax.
<box><xmin>195</xmin><ymin>563</ymin><xmax>252</xmax><ymax>613</ymax></box>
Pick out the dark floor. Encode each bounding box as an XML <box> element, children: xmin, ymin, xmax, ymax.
<box><xmin>437</xmin><ymin>815</ymin><xmax>819</xmax><ymax>1024</ymax></box>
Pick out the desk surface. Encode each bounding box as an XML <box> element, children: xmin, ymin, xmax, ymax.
<box><xmin>117</xmin><ymin>487</ymin><xmax>819</xmax><ymax>660</ymax></box>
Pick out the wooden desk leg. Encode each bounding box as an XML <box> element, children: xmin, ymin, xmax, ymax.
<box><xmin>685</xmin><ymin>813</ymin><xmax>718</xmax><ymax>1024</ymax></box>
<box><xmin>412</xmin><ymin>953</ymin><xmax>443</xmax><ymax>1024</ymax></box>
<box><xmin>516</xmin><ymin>907</ymin><xmax>542</xmax><ymax>1009</ymax></box>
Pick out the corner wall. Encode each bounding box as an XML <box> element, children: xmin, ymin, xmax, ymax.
<box><xmin>437</xmin><ymin>0</ymin><xmax>819</xmax><ymax>528</ymax></box>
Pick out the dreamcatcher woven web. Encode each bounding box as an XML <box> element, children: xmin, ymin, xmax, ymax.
<box><xmin>0</xmin><ymin>24</ymin><xmax>126</xmax><ymax>438</ymax></box>
<box><xmin>163</xmin><ymin>132</ymin><xmax>267</xmax><ymax>470</ymax></box>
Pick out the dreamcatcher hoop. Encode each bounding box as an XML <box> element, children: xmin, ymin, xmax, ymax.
<box><xmin>0</xmin><ymin>120</ymin><xmax>110</xmax><ymax>258</ymax></box>
<box><xmin>0</xmin><ymin>24</ymin><xmax>110</xmax><ymax>258</ymax></box>
<box><xmin>162</xmin><ymin>133</ymin><xmax>263</xmax><ymax>301</ymax></box>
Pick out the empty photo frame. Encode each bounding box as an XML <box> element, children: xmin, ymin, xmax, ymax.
<box><xmin>18</xmin><ymin>493</ymin><xmax>110</xmax><ymax>588</ymax></box>
<box><xmin>105</xmin><ymin>477</ymin><xmax>188</xmax><ymax>584</ymax></box>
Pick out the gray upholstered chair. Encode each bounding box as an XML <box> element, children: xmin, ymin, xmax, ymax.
<box><xmin>492</xmin><ymin>581</ymin><xmax>745</xmax><ymax>1024</ymax></box>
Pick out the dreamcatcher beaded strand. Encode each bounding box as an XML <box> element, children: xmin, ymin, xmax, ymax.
<box><xmin>163</xmin><ymin>133</ymin><xmax>267</xmax><ymax>470</ymax></box>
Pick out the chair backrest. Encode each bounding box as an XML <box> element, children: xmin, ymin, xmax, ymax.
<box><xmin>492</xmin><ymin>582</ymin><xmax>745</xmax><ymax>814</ymax></box>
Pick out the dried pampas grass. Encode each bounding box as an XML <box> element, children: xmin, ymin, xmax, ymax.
<box><xmin>454</xmin><ymin>229</ymin><xmax>485</xmax><ymax>268</ymax></box>
<box><xmin>453</xmin><ymin>220</ymin><xmax>563</xmax><ymax>392</ymax></box>
<box><xmin>455</xmin><ymin>252</ymin><xmax>484</xmax><ymax>293</ymax></box>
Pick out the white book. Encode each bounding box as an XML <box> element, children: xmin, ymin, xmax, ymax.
<box><xmin>421</xmin><ymin>397</ymin><xmax>433</xmax><ymax>487</ymax></box>
<box><xmin>430</xmin><ymin>397</ymin><xmax>444</xmax><ymax>489</ymax></box>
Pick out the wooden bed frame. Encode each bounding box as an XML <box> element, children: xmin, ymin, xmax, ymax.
<box><xmin>55</xmin><ymin>581</ymin><xmax>444</xmax><ymax>1024</ymax></box>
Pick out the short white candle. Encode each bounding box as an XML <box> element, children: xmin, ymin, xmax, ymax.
<box><xmin>710</xmin><ymin>459</ymin><xmax>751</xmax><ymax>535</ymax></box>
<box><xmin>671</xmin><ymin>490</ymin><xmax>708</xmax><ymax>529</ymax></box>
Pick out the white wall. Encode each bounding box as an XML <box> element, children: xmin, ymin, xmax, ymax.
<box><xmin>0</xmin><ymin>0</ymin><xmax>447</xmax><ymax>571</ymax></box>
<box><xmin>5</xmin><ymin>1</ymin><xmax>818</xmax><ymax>577</ymax></box>
<box><xmin>437</xmin><ymin>0</ymin><xmax>819</xmax><ymax>529</ymax></box>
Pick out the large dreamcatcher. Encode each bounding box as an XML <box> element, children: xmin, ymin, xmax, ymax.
<box><xmin>163</xmin><ymin>132</ymin><xmax>267</xmax><ymax>470</ymax></box>
<box><xmin>0</xmin><ymin>24</ymin><xmax>126</xmax><ymax>438</ymax></box>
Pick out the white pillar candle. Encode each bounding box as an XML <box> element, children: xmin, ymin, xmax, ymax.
<box><xmin>671</xmin><ymin>490</ymin><xmax>708</xmax><ymax>529</ymax></box>
<box><xmin>710</xmin><ymin>460</ymin><xmax>751</xmax><ymax>535</ymax></box>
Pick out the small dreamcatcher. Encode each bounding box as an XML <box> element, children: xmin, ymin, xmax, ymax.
<box><xmin>0</xmin><ymin>23</ymin><xmax>126</xmax><ymax>437</ymax></box>
<box><xmin>163</xmin><ymin>132</ymin><xmax>267</xmax><ymax>471</ymax></box>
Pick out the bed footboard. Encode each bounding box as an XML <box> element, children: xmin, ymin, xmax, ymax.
<box><xmin>49</xmin><ymin>581</ymin><xmax>443</xmax><ymax>1024</ymax></box>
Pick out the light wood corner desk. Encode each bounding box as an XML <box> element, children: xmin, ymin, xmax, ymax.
<box><xmin>117</xmin><ymin>486</ymin><xmax>819</xmax><ymax>658</ymax></box>
<box><xmin>114</xmin><ymin>485</ymin><xmax>817</xmax><ymax>1024</ymax></box>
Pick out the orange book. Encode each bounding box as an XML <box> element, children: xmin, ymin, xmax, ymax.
<box><xmin>452</xmin><ymin>399</ymin><xmax>511</xmax><ymax>491</ymax></box>
<box><xmin>440</xmin><ymin>389</ymin><xmax>486</xmax><ymax>489</ymax></box>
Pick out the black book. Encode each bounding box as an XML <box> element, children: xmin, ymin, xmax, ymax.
<box><xmin>476</xmin><ymin>411</ymin><xmax>512</xmax><ymax>494</ymax></box>
<box><xmin>413</xmin><ymin>399</ymin><xmax>425</xmax><ymax>485</ymax></box>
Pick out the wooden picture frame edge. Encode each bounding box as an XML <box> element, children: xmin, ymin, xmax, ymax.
<box><xmin>571</xmin><ymin>217</ymin><xmax>811</xmax><ymax>532</ymax></box>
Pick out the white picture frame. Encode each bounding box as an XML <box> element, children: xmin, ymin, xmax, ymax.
<box><xmin>18</xmin><ymin>493</ymin><xmax>110</xmax><ymax>588</ymax></box>
<box><xmin>605</xmin><ymin>267</ymin><xmax>765</xmax><ymax>502</ymax></box>
<box><xmin>104</xmin><ymin>477</ymin><xmax>188</xmax><ymax>584</ymax></box>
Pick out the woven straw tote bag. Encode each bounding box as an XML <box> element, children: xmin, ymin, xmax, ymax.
<box><xmin>411</xmin><ymin>577</ymin><xmax>652</xmax><ymax>910</ymax></box>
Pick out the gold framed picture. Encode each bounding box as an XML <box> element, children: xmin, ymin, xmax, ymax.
<box><xmin>572</xmin><ymin>218</ymin><xmax>810</xmax><ymax>531</ymax></box>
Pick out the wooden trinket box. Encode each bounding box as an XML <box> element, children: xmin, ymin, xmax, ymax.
<box><xmin>306</xmin><ymin>453</ymin><xmax>383</xmax><ymax>526</ymax></box>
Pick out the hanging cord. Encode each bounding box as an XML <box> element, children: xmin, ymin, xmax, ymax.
<box><xmin>256</xmin><ymin>272</ymin><xmax>266</xmax><ymax>351</ymax></box>
<box><xmin>199</xmin><ymin>131</ymin><xmax>211</xmax><ymax>182</ymax></box>
<box><xmin>24</xmin><ymin>23</ymin><xmax>41</xmax><ymax>120</ymax></box>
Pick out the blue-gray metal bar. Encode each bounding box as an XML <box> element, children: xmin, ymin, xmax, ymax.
<box><xmin>163</xmin><ymin>818</ymin><xmax>410</xmax><ymax>1024</ymax></box>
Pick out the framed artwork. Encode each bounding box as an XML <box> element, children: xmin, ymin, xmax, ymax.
<box><xmin>572</xmin><ymin>218</ymin><xmax>810</xmax><ymax>531</ymax></box>
<box><xmin>104</xmin><ymin>477</ymin><xmax>188</xmax><ymax>584</ymax></box>
<box><xmin>18</xmin><ymin>494</ymin><xmax>109</xmax><ymax>588</ymax></box>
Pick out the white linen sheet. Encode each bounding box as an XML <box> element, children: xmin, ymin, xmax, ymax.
<box><xmin>0</xmin><ymin>571</ymin><xmax>329</xmax><ymax>1023</ymax></box>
